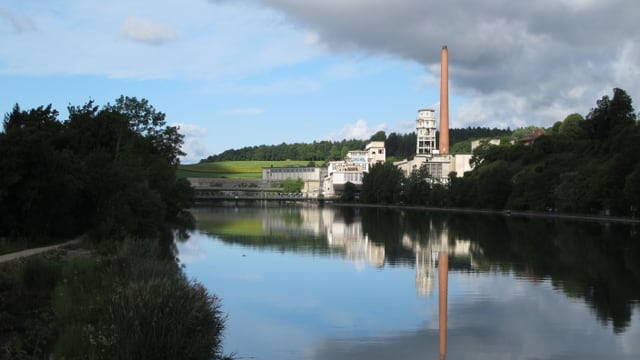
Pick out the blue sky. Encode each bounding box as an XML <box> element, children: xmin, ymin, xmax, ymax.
<box><xmin>2</xmin><ymin>0</ymin><xmax>638</xmax><ymax>163</ymax></box>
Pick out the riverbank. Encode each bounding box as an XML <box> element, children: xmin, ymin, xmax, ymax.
<box><xmin>0</xmin><ymin>238</ymin><xmax>231</xmax><ymax>359</ymax></box>
<box><xmin>0</xmin><ymin>237</ymin><xmax>83</xmax><ymax>264</ymax></box>
<box><xmin>328</xmin><ymin>202</ymin><xmax>640</xmax><ymax>224</ymax></box>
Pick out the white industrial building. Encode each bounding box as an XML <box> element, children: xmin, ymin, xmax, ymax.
<box><xmin>395</xmin><ymin>108</ymin><xmax>473</xmax><ymax>182</ymax></box>
<box><xmin>322</xmin><ymin>141</ymin><xmax>386</xmax><ymax>197</ymax></box>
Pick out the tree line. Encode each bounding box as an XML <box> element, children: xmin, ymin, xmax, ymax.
<box><xmin>358</xmin><ymin>88</ymin><xmax>640</xmax><ymax>217</ymax></box>
<box><xmin>0</xmin><ymin>96</ymin><xmax>194</xmax><ymax>243</ymax></box>
<box><xmin>0</xmin><ymin>97</ymin><xmax>233</xmax><ymax>359</ymax></box>
<box><xmin>201</xmin><ymin>128</ymin><xmax>511</xmax><ymax>163</ymax></box>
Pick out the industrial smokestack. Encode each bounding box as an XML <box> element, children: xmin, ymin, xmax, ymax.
<box><xmin>439</xmin><ymin>46</ymin><xmax>450</xmax><ymax>155</ymax></box>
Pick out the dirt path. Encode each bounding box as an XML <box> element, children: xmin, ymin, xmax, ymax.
<box><xmin>0</xmin><ymin>238</ymin><xmax>82</xmax><ymax>264</ymax></box>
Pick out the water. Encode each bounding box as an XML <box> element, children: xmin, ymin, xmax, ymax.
<box><xmin>177</xmin><ymin>205</ymin><xmax>640</xmax><ymax>360</ymax></box>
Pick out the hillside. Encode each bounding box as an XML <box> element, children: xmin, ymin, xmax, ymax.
<box><xmin>199</xmin><ymin>127</ymin><xmax>512</xmax><ymax>163</ymax></box>
<box><xmin>177</xmin><ymin>160</ymin><xmax>310</xmax><ymax>179</ymax></box>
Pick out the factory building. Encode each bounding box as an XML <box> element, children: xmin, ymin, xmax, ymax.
<box><xmin>395</xmin><ymin>46</ymin><xmax>474</xmax><ymax>182</ymax></box>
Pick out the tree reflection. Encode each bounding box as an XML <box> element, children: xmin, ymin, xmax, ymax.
<box><xmin>194</xmin><ymin>205</ymin><xmax>640</xmax><ymax>333</ymax></box>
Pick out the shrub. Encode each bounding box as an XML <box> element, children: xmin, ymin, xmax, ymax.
<box><xmin>90</xmin><ymin>276</ymin><xmax>228</xmax><ymax>360</ymax></box>
<box><xmin>20</xmin><ymin>257</ymin><xmax>61</xmax><ymax>292</ymax></box>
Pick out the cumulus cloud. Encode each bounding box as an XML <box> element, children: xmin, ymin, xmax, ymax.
<box><xmin>120</xmin><ymin>16</ymin><xmax>179</xmax><ymax>45</ymax></box>
<box><xmin>244</xmin><ymin>0</ymin><xmax>640</xmax><ymax>128</ymax></box>
<box><xmin>173</xmin><ymin>122</ymin><xmax>208</xmax><ymax>164</ymax></box>
<box><xmin>326</xmin><ymin>119</ymin><xmax>386</xmax><ymax>141</ymax></box>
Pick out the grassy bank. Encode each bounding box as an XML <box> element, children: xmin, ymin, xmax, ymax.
<box><xmin>178</xmin><ymin>160</ymin><xmax>310</xmax><ymax>179</ymax></box>
<box><xmin>0</xmin><ymin>240</ymin><xmax>231</xmax><ymax>359</ymax></box>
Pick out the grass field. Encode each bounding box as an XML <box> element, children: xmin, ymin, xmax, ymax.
<box><xmin>177</xmin><ymin>160</ymin><xmax>310</xmax><ymax>179</ymax></box>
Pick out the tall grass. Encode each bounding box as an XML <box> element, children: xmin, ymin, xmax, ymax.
<box><xmin>52</xmin><ymin>238</ymin><xmax>231</xmax><ymax>360</ymax></box>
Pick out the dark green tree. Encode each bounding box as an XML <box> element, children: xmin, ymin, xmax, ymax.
<box><xmin>369</xmin><ymin>130</ymin><xmax>387</xmax><ymax>142</ymax></box>
<box><xmin>340</xmin><ymin>181</ymin><xmax>357</xmax><ymax>203</ymax></box>
<box><xmin>361</xmin><ymin>162</ymin><xmax>404</xmax><ymax>204</ymax></box>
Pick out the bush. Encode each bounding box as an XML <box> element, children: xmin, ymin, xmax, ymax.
<box><xmin>53</xmin><ymin>240</ymin><xmax>231</xmax><ymax>360</ymax></box>
<box><xmin>20</xmin><ymin>257</ymin><xmax>61</xmax><ymax>292</ymax></box>
<box><xmin>90</xmin><ymin>277</ymin><xmax>228</xmax><ymax>360</ymax></box>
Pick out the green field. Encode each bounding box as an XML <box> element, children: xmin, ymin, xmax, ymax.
<box><xmin>177</xmin><ymin>160</ymin><xmax>310</xmax><ymax>179</ymax></box>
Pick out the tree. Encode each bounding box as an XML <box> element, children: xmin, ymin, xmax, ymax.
<box><xmin>104</xmin><ymin>96</ymin><xmax>185</xmax><ymax>166</ymax></box>
<box><xmin>340</xmin><ymin>181</ymin><xmax>357</xmax><ymax>203</ymax></box>
<box><xmin>283</xmin><ymin>178</ymin><xmax>304</xmax><ymax>193</ymax></box>
<box><xmin>402</xmin><ymin>164</ymin><xmax>430</xmax><ymax>205</ymax></box>
<box><xmin>559</xmin><ymin>113</ymin><xmax>585</xmax><ymax>139</ymax></box>
<box><xmin>0</xmin><ymin>104</ymin><xmax>88</xmax><ymax>239</ymax></box>
<box><xmin>369</xmin><ymin>130</ymin><xmax>386</xmax><ymax>142</ymax></box>
<box><xmin>0</xmin><ymin>97</ymin><xmax>194</xmax><ymax>242</ymax></box>
<box><xmin>582</xmin><ymin>88</ymin><xmax>636</xmax><ymax>142</ymax></box>
<box><xmin>475</xmin><ymin>160</ymin><xmax>513</xmax><ymax>209</ymax></box>
<box><xmin>361</xmin><ymin>162</ymin><xmax>404</xmax><ymax>204</ymax></box>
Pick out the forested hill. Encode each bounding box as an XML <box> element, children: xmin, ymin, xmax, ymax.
<box><xmin>380</xmin><ymin>87</ymin><xmax>640</xmax><ymax>217</ymax></box>
<box><xmin>200</xmin><ymin>127</ymin><xmax>511</xmax><ymax>163</ymax></box>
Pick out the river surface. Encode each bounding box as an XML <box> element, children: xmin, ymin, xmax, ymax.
<box><xmin>176</xmin><ymin>205</ymin><xmax>640</xmax><ymax>360</ymax></box>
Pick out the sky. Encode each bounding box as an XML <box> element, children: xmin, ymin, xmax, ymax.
<box><xmin>1</xmin><ymin>0</ymin><xmax>639</xmax><ymax>163</ymax></box>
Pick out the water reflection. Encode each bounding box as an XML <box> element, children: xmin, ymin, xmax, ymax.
<box><xmin>183</xmin><ymin>205</ymin><xmax>640</xmax><ymax>359</ymax></box>
<box><xmin>438</xmin><ymin>251</ymin><xmax>448</xmax><ymax>360</ymax></box>
<box><xmin>195</xmin><ymin>206</ymin><xmax>476</xmax><ymax>297</ymax></box>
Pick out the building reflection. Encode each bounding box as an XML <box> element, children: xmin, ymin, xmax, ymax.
<box><xmin>259</xmin><ymin>207</ymin><xmax>477</xmax><ymax>359</ymax></box>
<box><xmin>260</xmin><ymin>208</ymin><xmax>475</xmax><ymax>298</ymax></box>
<box><xmin>402</xmin><ymin>220</ymin><xmax>475</xmax><ymax>296</ymax></box>
<box><xmin>261</xmin><ymin>207</ymin><xmax>386</xmax><ymax>267</ymax></box>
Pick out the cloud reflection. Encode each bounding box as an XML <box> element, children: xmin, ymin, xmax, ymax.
<box><xmin>309</xmin><ymin>273</ymin><xmax>640</xmax><ymax>360</ymax></box>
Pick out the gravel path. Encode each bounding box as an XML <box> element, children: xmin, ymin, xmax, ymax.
<box><xmin>0</xmin><ymin>238</ymin><xmax>82</xmax><ymax>264</ymax></box>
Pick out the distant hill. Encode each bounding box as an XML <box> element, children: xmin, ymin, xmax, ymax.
<box><xmin>200</xmin><ymin>127</ymin><xmax>513</xmax><ymax>163</ymax></box>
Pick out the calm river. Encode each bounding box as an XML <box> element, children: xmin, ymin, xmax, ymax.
<box><xmin>176</xmin><ymin>205</ymin><xmax>640</xmax><ymax>360</ymax></box>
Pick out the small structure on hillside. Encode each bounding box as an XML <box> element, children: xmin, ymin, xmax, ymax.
<box><xmin>518</xmin><ymin>129</ymin><xmax>545</xmax><ymax>145</ymax></box>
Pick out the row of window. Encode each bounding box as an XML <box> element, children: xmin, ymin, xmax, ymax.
<box><xmin>269</xmin><ymin>168</ymin><xmax>315</xmax><ymax>173</ymax></box>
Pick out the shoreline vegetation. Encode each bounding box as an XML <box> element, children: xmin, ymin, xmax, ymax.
<box><xmin>328</xmin><ymin>203</ymin><xmax>640</xmax><ymax>225</ymax></box>
<box><xmin>3</xmin><ymin>86</ymin><xmax>639</xmax><ymax>357</ymax></box>
<box><xmin>0</xmin><ymin>97</ymin><xmax>231</xmax><ymax>359</ymax></box>
<box><xmin>0</xmin><ymin>238</ymin><xmax>232</xmax><ymax>360</ymax></box>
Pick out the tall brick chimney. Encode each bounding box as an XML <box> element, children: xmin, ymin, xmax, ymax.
<box><xmin>439</xmin><ymin>46</ymin><xmax>449</xmax><ymax>155</ymax></box>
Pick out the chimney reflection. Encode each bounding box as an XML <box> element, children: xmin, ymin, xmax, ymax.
<box><xmin>438</xmin><ymin>250</ymin><xmax>448</xmax><ymax>360</ymax></box>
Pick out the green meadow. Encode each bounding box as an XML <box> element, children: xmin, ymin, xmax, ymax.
<box><xmin>177</xmin><ymin>161</ymin><xmax>310</xmax><ymax>179</ymax></box>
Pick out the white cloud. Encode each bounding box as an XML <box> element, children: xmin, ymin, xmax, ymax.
<box><xmin>326</xmin><ymin>119</ymin><xmax>386</xmax><ymax>141</ymax></box>
<box><xmin>247</xmin><ymin>0</ymin><xmax>640</xmax><ymax>128</ymax></box>
<box><xmin>120</xmin><ymin>16</ymin><xmax>179</xmax><ymax>45</ymax></box>
<box><xmin>173</xmin><ymin>122</ymin><xmax>208</xmax><ymax>164</ymax></box>
<box><xmin>174</xmin><ymin>122</ymin><xmax>208</xmax><ymax>136</ymax></box>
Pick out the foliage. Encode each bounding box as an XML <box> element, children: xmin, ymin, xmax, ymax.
<box><xmin>51</xmin><ymin>240</ymin><xmax>231</xmax><ymax>360</ymax></box>
<box><xmin>356</xmin><ymin>88</ymin><xmax>639</xmax><ymax>215</ymax></box>
<box><xmin>361</xmin><ymin>162</ymin><xmax>404</xmax><ymax>204</ymax></box>
<box><xmin>282</xmin><ymin>178</ymin><xmax>304</xmax><ymax>193</ymax></box>
<box><xmin>369</xmin><ymin>130</ymin><xmax>387</xmax><ymax>142</ymax></box>
<box><xmin>202</xmin><ymin>139</ymin><xmax>368</xmax><ymax>163</ymax></box>
<box><xmin>340</xmin><ymin>181</ymin><xmax>358</xmax><ymax>203</ymax></box>
<box><xmin>450</xmin><ymin>88</ymin><xmax>638</xmax><ymax>214</ymax></box>
<box><xmin>200</xmin><ymin>127</ymin><xmax>511</xmax><ymax>165</ymax></box>
<box><xmin>0</xmin><ymin>256</ymin><xmax>61</xmax><ymax>359</ymax></box>
<box><xmin>0</xmin><ymin>97</ymin><xmax>194</xmax><ymax>242</ymax></box>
